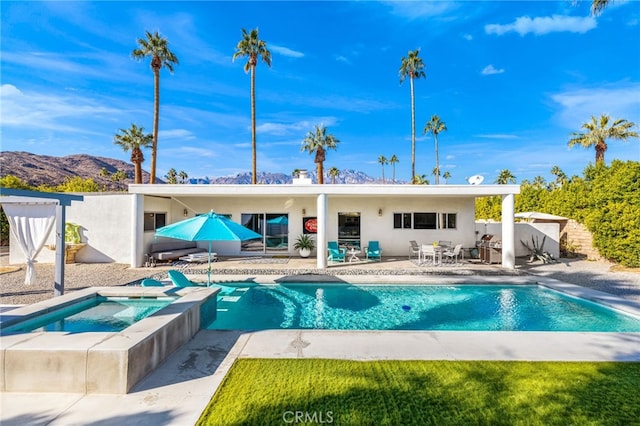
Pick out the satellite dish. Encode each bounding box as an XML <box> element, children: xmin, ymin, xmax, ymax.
<box><xmin>467</xmin><ymin>175</ymin><xmax>484</xmax><ymax>185</ymax></box>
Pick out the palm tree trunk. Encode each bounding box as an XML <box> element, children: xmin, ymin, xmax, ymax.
<box><xmin>382</xmin><ymin>166</ymin><xmax>385</xmax><ymax>184</ymax></box>
<box><xmin>410</xmin><ymin>76</ymin><xmax>416</xmax><ymax>184</ymax></box>
<box><xmin>595</xmin><ymin>140</ymin><xmax>606</xmax><ymax>164</ymax></box>
<box><xmin>251</xmin><ymin>65</ymin><xmax>257</xmax><ymax>184</ymax></box>
<box><xmin>434</xmin><ymin>134</ymin><xmax>439</xmax><ymax>184</ymax></box>
<box><xmin>151</xmin><ymin>68</ymin><xmax>160</xmax><ymax>184</ymax></box>
<box><xmin>317</xmin><ymin>162</ymin><xmax>324</xmax><ymax>184</ymax></box>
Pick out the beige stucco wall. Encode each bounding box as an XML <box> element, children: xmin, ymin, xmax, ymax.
<box><xmin>9</xmin><ymin>193</ymin><xmax>135</xmax><ymax>265</ymax></box>
<box><xmin>158</xmin><ymin>195</ymin><xmax>477</xmax><ymax>258</ymax></box>
<box><xmin>476</xmin><ymin>222</ymin><xmax>560</xmax><ymax>258</ymax></box>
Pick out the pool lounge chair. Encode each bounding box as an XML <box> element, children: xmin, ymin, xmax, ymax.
<box><xmin>365</xmin><ymin>241</ymin><xmax>382</xmax><ymax>261</ymax></box>
<box><xmin>167</xmin><ymin>270</ymin><xmax>206</xmax><ymax>287</ymax></box>
<box><xmin>327</xmin><ymin>241</ymin><xmax>346</xmax><ymax>263</ymax></box>
<box><xmin>141</xmin><ymin>278</ymin><xmax>166</xmax><ymax>287</ymax></box>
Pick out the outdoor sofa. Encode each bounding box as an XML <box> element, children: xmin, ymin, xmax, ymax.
<box><xmin>148</xmin><ymin>240</ymin><xmax>207</xmax><ymax>262</ymax></box>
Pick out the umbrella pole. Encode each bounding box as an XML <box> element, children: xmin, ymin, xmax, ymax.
<box><xmin>207</xmin><ymin>241</ymin><xmax>212</xmax><ymax>286</ymax></box>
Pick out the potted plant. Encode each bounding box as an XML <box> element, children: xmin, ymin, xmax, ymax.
<box><xmin>293</xmin><ymin>234</ymin><xmax>315</xmax><ymax>258</ymax></box>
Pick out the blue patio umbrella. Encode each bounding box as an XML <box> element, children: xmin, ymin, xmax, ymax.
<box><xmin>155</xmin><ymin>210</ymin><xmax>261</xmax><ymax>284</ymax></box>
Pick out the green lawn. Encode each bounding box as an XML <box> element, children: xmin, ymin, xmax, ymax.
<box><xmin>197</xmin><ymin>359</ymin><xmax>640</xmax><ymax>426</ymax></box>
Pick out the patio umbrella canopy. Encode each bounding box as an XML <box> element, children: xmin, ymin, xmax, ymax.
<box><xmin>155</xmin><ymin>210</ymin><xmax>261</xmax><ymax>284</ymax></box>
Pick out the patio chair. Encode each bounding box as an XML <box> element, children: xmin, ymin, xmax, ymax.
<box><xmin>438</xmin><ymin>240</ymin><xmax>452</xmax><ymax>249</ymax></box>
<box><xmin>167</xmin><ymin>270</ymin><xmax>206</xmax><ymax>287</ymax></box>
<box><xmin>409</xmin><ymin>240</ymin><xmax>420</xmax><ymax>260</ymax></box>
<box><xmin>443</xmin><ymin>244</ymin><xmax>463</xmax><ymax>264</ymax></box>
<box><xmin>327</xmin><ymin>241</ymin><xmax>346</xmax><ymax>263</ymax></box>
<box><xmin>365</xmin><ymin>241</ymin><xmax>382</xmax><ymax>261</ymax></box>
<box><xmin>420</xmin><ymin>244</ymin><xmax>436</xmax><ymax>265</ymax></box>
<box><xmin>141</xmin><ymin>278</ymin><xmax>165</xmax><ymax>287</ymax></box>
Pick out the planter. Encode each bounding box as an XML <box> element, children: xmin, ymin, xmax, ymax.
<box><xmin>299</xmin><ymin>248</ymin><xmax>311</xmax><ymax>258</ymax></box>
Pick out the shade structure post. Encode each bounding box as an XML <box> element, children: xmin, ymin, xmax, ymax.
<box><xmin>54</xmin><ymin>204</ymin><xmax>66</xmax><ymax>296</ymax></box>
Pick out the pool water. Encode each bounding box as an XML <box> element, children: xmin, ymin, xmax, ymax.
<box><xmin>2</xmin><ymin>296</ymin><xmax>176</xmax><ymax>334</ymax></box>
<box><xmin>206</xmin><ymin>284</ymin><xmax>640</xmax><ymax>332</ymax></box>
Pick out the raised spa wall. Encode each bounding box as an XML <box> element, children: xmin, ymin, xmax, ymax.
<box><xmin>0</xmin><ymin>286</ymin><xmax>218</xmax><ymax>394</ymax></box>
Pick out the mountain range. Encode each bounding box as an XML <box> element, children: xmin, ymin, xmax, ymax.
<box><xmin>0</xmin><ymin>151</ymin><xmax>382</xmax><ymax>187</ymax></box>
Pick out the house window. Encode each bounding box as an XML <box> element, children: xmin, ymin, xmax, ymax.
<box><xmin>441</xmin><ymin>213</ymin><xmax>457</xmax><ymax>229</ymax></box>
<box><xmin>393</xmin><ymin>213</ymin><xmax>412</xmax><ymax>229</ymax></box>
<box><xmin>413</xmin><ymin>212</ymin><xmax>437</xmax><ymax>229</ymax></box>
<box><xmin>144</xmin><ymin>212</ymin><xmax>166</xmax><ymax>231</ymax></box>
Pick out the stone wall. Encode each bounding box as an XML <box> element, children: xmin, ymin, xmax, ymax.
<box><xmin>560</xmin><ymin>219</ymin><xmax>601</xmax><ymax>260</ymax></box>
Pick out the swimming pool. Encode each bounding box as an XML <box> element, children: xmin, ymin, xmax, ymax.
<box><xmin>1</xmin><ymin>296</ymin><xmax>176</xmax><ymax>334</ymax></box>
<box><xmin>207</xmin><ymin>283</ymin><xmax>640</xmax><ymax>332</ymax></box>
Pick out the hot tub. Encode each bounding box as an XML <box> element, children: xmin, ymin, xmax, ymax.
<box><xmin>0</xmin><ymin>286</ymin><xmax>218</xmax><ymax>394</ymax></box>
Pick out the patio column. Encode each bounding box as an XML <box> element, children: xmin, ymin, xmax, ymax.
<box><xmin>501</xmin><ymin>193</ymin><xmax>515</xmax><ymax>269</ymax></box>
<box><xmin>316</xmin><ymin>193</ymin><xmax>327</xmax><ymax>269</ymax></box>
<box><xmin>131</xmin><ymin>194</ymin><xmax>144</xmax><ymax>267</ymax></box>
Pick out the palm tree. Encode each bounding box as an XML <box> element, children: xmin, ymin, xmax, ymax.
<box><xmin>178</xmin><ymin>170</ymin><xmax>188</xmax><ymax>184</ymax></box>
<box><xmin>233</xmin><ymin>28</ymin><xmax>272</xmax><ymax>185</ymax></box>
<box><xmin>591</xmin><ymin>0</ymin><xmax>611</xmax><ymax>15</ymax></box>
<box><xmin>442</xmin><ymin>171</ymin><xmax>451</xmax><ymax>184</ymax></box>
<box><xmin>532</xmin><ymin>176</ymin><xmax>547</xmax><ymax>189</ymax></box>
<box><xmin>414</xmin><ymin>174</ymin><xmax>429</xmax><ymax>185</ymax></box>
<box><xmin>568</xmin><ymin>114</ymin><xmax>638</xmax><ymax>165</ymax></box>
<box><xmin>113</xmin><ymin>123</ymin><xmax>153</xmax><ymax>184</ymax></box>
<box><xmin>431</xmin><ymin>166</ymin><xmax>440</xmax><ymax>181</ymax></box>
<box><xmin>550</xmin><ymin>165</ymin><xmax>567</xmax><ymax>188</ymax></box>
<box><xmin>424</xmin><ymin>115</ymin><xmax>447</xmax><ymax>184</ymax></box>
<box><xmin>378</xmin><ymin>155</ymin><xmax>388</xmax><ymax>183</ymax></box>
<box><xmin>399</xmin><ymin>49</ymin><xmax>426</xmax><ymax>184</ymax></box>
<box><xmin>301</xmin><ymin>125</ymin><xmax>340</xmax><ymax>184</ymax></box>
<box><xmin>165</xmin><ymin>168</ymin><xmax>178</xmax><ymax>184</ymax></box>
<box><xmin>495</xmin><ymin>169</ymin><xmax>516</xmax><ymax>184</ymax></box>
<box><xmin>328</xmin><ymin>166</ymin><xmax>340</xmax><ymax>184</ymax></box>
<box><xmin>389</xmin><ymin>154</ymin><xmax>399</xmax><ymax>184</ymax></box>
<box><xmin>132</xmin><ymin>31</ymin><xmax>179</xmax><ymax>184</ymax></box>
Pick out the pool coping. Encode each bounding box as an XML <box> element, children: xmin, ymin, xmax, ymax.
<box><xmin>1</xmin><ymin>274</ymin><xmax>639</xmax><ymax>426</ymax></box>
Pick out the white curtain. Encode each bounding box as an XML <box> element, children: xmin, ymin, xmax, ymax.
<box><xmin>3</xmin><ymin>203</ymin><xmax>57</xmax><ymax>285</ymax></box>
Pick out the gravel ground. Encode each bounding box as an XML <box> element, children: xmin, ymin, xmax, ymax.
<box><xmin>1</xmin><ymin>255</ymin><xmax>639</xmax><ymax>305</ymax></box>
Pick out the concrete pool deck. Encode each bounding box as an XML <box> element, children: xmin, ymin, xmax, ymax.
<box><xmin>2</xmin><ymin>273</ymin><xmax>640</xmax><ymax>425</ymax></box>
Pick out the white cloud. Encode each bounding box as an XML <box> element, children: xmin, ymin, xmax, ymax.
<box><xmin>256</xmin><ymin>121</ymin><xmax>313</xmax><ymax>135</ymax></box>
<box><xmin>335</xmin><ymin>55</ymin><xmax>350</xmax><ymax>64</ymax></box>
<box><xmin>159</xmin><ymin>129</ymin><xmax>196</xmax><ymax>140</ymax></box>
<box><xmin>0</xmin><ymin>84</ymin><xmax>123</xmax><ymax>133</ymax></box>
<box><xmin>481</xmin><ymin>64</ymin><xmax>504</xmax><ymax>75</ymax></box>
<box><xmin>551</xmin><ymin>83</ymin><xmax>640</xmax><ymax>129</ymax></box>
<box><xmin>384</xmin><ymin>1</ymin><xmax>460</xmax><ymax>19</ymax></box>
<box><xmin>462</xmin><ymin>33</ymin><xmax>473</xmax><ymax>41</ymax></box>
<box><xmin>269</xmin><ymin>44</ymin><xmax>304</xmax><ymax>58</ymax></box>
<box><xmin>485</xmin><ymin>15</ymin><xmax>597</xmax><ymax>36</ymax></box>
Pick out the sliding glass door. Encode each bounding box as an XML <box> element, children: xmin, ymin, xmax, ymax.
<box><xmin>241</xmin><ymin>213</ymin><xmax>289</xmax><ymax>253</ymax></box>
<box><xmin>338</xmin><ymin>212</ymin><xmax>360</xmax><ymax>249</ymax></box>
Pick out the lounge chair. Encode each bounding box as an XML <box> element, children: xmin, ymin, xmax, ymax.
<box><xmin>327</xmin><ymin>241</ymin><xmax>346</xmax><ymax>263</ymax></box>
<box><xmin>167</xmin><ymin>270</ymin><xmax>206</xmax><ymax>287</ymax></box>
<box><xmin>141</xmin><ymin>278</ymin><xmax>165</xmax><ymax>287</ymax></box>
<box><xmin>443</xmin><ymin>244</ymin><xmax>463</xmax><ymax>264</ymax></box>
<box><xmin>365</xmin><ymin>241</ymin><xmax>382</xmax><ymax>261</ymax></box>
<box><xmin>409</xmin><ymin>240</ymin><xmax>420</xmax><ymax>260</ymax></box>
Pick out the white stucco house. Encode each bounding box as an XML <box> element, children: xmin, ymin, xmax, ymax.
<box><xmin>7</xmin><ymin>183</ymin><xmax>520</xmax><ymax>269</ymax></box>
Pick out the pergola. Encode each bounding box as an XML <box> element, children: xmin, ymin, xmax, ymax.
<box><xmin>0</xmin><ymin>188</ymin><xmax>83</xmax><ymax>296</ymax></box>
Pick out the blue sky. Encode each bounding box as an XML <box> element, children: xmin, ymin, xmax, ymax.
<box><xmin>2</xmin><ymin>1</ymin><xmax>639</xmax><ymax>184</ymax></box>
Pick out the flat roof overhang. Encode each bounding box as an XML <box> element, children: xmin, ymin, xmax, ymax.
<box><xmin>128</xmin><ymin>184</ymin><xmax>520</xmax><ymax>198</ymax></box>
